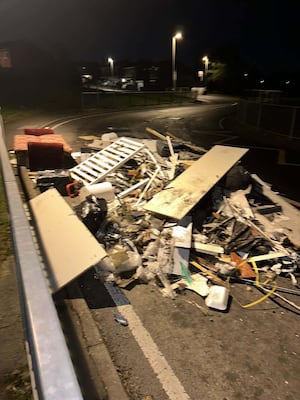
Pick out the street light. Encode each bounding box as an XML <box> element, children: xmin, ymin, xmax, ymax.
<box><xmin>172</xmin><ymin>32</ymin><xmax>182</xmax><ymax>91</ymax></box>
<box><xmin>202</xmin><ymin>56</ymin><xmax>209</xmax><ymax>82</ymax></box>
<box><xmin>108</xmin><ymin>57</ymin><xmax>114</xmax><ymax>77</ymax></box>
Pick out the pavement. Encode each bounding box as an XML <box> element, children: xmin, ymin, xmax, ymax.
<box><xmin>1</xmin><ymin>104</ymin><xmax>300</xmax><ymax>399</ymax></box>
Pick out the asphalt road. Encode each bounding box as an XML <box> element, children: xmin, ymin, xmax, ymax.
<box><xmin>30</xmin><ymin>96</ymin><xmax>300</xmax><ymax>202</ymax></box>
<box><xmin>4</xmin><ymin>96</ymin><xmax>300</xmax><ymax>400</ymax></box>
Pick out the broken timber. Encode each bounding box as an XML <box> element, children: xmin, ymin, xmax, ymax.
<box><xmin>144</xmin><ymin>145</ymin><xmax>248</xmax><ymax>220</ymax></box>
<box><xmin>29</xmin><ymin>188</ymin><xmax>107</xmax><ymax>292</ymax></box>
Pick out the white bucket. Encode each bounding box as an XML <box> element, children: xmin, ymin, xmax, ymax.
<box><xmin>86</xmin><ymin>182</ymin><xmax>115</xmax><ymax>201</ymax></box>
<box><xmin>205</xmin><ymin>285</ymin><xmax>229</xmax><ymax>311</ymax></box>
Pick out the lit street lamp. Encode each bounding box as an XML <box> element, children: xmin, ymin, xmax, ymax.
<box><xmin>172</xmin><ymin>32</ymin><xmax>182</xmax><ymax>91</ymax></box>
<box><xmin>108</xmin><ymin>57</ymin><xmax>114</xmax><ymax>77</ymax></box>
<box><xmin>202</xmin><ymin>56</ymin><xmax>209</xmax><ymax>82</ymax></box>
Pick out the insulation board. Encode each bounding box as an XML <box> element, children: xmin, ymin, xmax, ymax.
<box><xmin>29</xmin><ymin>188</ymin><xmax>107</xmax><ymax>292</ymax></box>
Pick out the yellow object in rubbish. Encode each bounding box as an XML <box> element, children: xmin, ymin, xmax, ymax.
<box><xmin>238</xmin><ymin>259</ymin><xmax>277</xmax><ymax>309</ymax></box>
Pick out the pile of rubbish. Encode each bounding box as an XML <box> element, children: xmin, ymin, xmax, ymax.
<box><xmin>66</xmin><ymin>130</ymin><xmax>300</xmax><ymax>313</ymax></box>
<box><xmin>25</xmin><ymin>129</ymin><xmax>300</xmax><ymax>312</ymax></box>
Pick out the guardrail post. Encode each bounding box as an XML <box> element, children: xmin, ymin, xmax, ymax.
<box><xmin>289</xmin><ymin>107</ymin><xmax>297</xmax><ymax>139</ymax></box>
<box><xmin>81</xmin><ymin>93</ymin><xmax>84</xmax><ymax>110</ymax></box>
<box><xmin>256</xmin><ymin>102</ymin><xmax>262</xmax><ymax>130</ymax></box>
<box><xmin>242</xmin><ymin>100</ymin><xmax>248</xmax><ymax>124</ymax></box>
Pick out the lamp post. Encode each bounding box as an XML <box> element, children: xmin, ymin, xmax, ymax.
<box><xmin>108</xmin><ymin>57</ymin><xmax>114</xmax><ymax>77</ymax></box>
<box><xmin>172</xmin><ymin>32</ymin><xmax>182</xmax><ymax>91</ymax></box>
<box><xmin>202</xmin><ymin>56</ymin><xmax>209</xmax><ymax>83</ymax></box>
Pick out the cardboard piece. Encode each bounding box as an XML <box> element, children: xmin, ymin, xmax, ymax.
<box><xmin>185</xmin><ymin>273</ymin><xmax>210</xmax><ymax>297</ymax></box>
<box><xmin>144</xmin><ymin>145</ymin><xmax>248</xmax><ymax>220</ymax></box>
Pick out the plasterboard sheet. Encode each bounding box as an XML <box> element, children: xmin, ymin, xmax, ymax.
<box><xmin>30</xmin><ymin>188</ymin><xmax>107</xmax><ymax>292</ymax></box>
<box><xmin>144</xmin><ymin>145</ymin><xmax>248</xmax><ymax>220</ymax></box>
<box><xmin>173</xmin><ymin>216</ymin><xmax>192</xmax><ymax>248</ymax></box>
<box><xmin>252</xmin><ymin>174</ymin><xmax>300</xmax><ymax>247</ymax></box>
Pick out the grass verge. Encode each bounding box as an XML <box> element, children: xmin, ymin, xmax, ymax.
<box><xmin>0</xmin><ymin>178</ymin><xmax>32</xmax><ymax>400</ymax></box>
<box><xmin>0</xmin><ymin>175</ymin><xmax>11</xmax><ymax>262</ymax></box>
<box><xmin>4</xmin><ymin>367</ymin><xmax>32</xmax><ymax>400</ymax></box>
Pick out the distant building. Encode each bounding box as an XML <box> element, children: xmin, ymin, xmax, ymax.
<box><xmin>121</xmin><ymin>62</ymin><xmax>163</xmax><ymax>90</ymax></box>
<box><xmin>81</xmin><ymin>59</ymin><xmax>198</xmax><ymax>91</ymax></box>
<box><xmin>0</xmin><ymin>40</ymin><xmax>80</xmax><ymax>107</ymax></box>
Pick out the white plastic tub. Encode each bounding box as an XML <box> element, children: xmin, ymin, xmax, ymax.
<box><xmin>205</xmin><ymin>285</ymin><xmax>229</xmax><ymax>311</ymax></box>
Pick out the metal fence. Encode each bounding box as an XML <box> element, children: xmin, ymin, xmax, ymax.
<box><xmin>238</xmin><ymin>99</ymin><xmax>300</xmax><ymax>139</ymax></box>
<box><xmin>0</xmin><ymin>114</ymin><xmax>83</xmax><ymax>400</ymax></box>
<box><xmin>81</xmin><ymin>89</ymin><xmax>195</xmax><ymax>109</ymax></box>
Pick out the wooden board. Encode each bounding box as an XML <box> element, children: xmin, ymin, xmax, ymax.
<box><xmin>144</xmin><ymin>145</ymin><xmax>248</xmax><ymax>220</ymax></box>
<box><xmin>30</xmin><ymin>188</ymin><xmax>107</xmax><ymax>292</ymax></box>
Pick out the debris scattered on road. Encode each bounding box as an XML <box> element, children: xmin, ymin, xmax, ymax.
<box><xmin>205</xmin><ymin>285</ymin><xmax>230</xmax><ymax>311</ymax></box>
<box><xmin>14</xmin><ymin>127</ymin><xmax>300</xmax><ymax>313</ymax></box>
<box><xmin>113</xmin><ymin>313</ymin><xmax>129</xmax><ymax>326</ymax></box>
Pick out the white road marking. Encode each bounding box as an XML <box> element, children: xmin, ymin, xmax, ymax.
<box><xmin>42</xmin><ymin>112</ymin><xmax>115</xmax><ymax>130</ymax></box>
<box><xmin>99</xmin><ymin>271</ymin><xmax>190</xmax><ymax>398</ymax></box>
<box><xmin>118</xmin><ymin>304</ymin><xmax>191</xmax><ymax>400</ymax></box>
<box><xmin>50</xmin><ymin>114</ymin><xmax>105</xmax><ymax>129</ymax></box>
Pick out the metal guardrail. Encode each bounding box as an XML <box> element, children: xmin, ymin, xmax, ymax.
<box><xmin>81</xmin><ymin>89</ymin><xmax>195</xmax><ymax>109</ymax></box>
<box><xmin>238</xmin><ymin>99</ymin><xmax>300</xmax><ymax>139</ymax></box>
<box><xmin>0</xmin><ymin>114</ymin><xmax>83</xmax><ymax>399</ymax></box>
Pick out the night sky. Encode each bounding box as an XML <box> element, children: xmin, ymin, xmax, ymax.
<box><xmin>0</xmin><ymin>0</ymin><xmax>299</xmax><ymax>73</ymax></box>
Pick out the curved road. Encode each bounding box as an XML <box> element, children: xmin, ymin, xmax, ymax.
<box><xmin>46</xmin><ymin>97</ymin><xmax>238</xmax><ymax>151</ymax></box>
